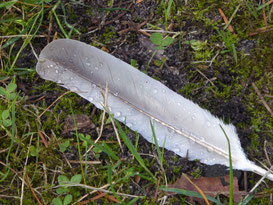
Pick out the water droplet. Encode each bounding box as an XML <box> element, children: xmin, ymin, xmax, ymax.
<box><xmin>127</xmin><ymin>123</ymin><xmax>132</xmax><ymax>128</ymax></box>
<box><xmin>191</xmin><ymin>113</ymin><xmax>197</xmax><ymax>120</ymax></box>
<box><xmin>89</xmin><ymin>97</ymin><xmax>94</xmax><ymax>101</ymax></box>
<box><xmin>99</xmin><ymin>62</ymin><xmax>103</xmax><ymax>67</ymax></box>
<box><xmin>173</xmin><ymin>144</ymin><xmax>180</xmax><ymax>153</ymax></box>
<box><xmin>152</xmin><ymin>89</ymin><xmax>158</xmax><ymax>94</ymax></box>
<box><xmin>92</xmin><ymin>84</ymin><xmax>97</xmax><ymax>88</ymax></box>
<box><xmin>70</xmin><ymin>77</ymin><xmax>73</xmax><ymax>80</ymax></box>
<box><xmin>86</xmin><ymin>62</ymin><xmax>91</xmax><ymax>66</ymax></box>
<box><xmin>94</xmin><ymin>66</ymin><xmax>99</xmax><ymax>70</ymax></box>
<box><xmin>55</xmin><ymin>70</ymin><xmax>59</xmax><ymax>74</ymax></box>
<box><xmin>200</xmin><ymin>137</ymin><xmax>205</xmax><ymax>142</ymax></box>
<box><xmin>57</xmin><ymin>79</ymin><xmax>62</xmax><ymax>83</ymax></box>
<box><xmin>167</xmin><ymin>128</ymin><xmax>174</xmax><ymax>134</ymax></box>
<box><xmin>162</xmin><ymin>89</ymin><xmax>166</xmax><ymax>93</ymax></box>
<box><xmin>108</xmin><ymin>107</ymin><xmax>112</xmax><ymax>112</ymax></box>
<box><xmin>177</xmin><ymin>102</ymin><xmax>181</xmax><ymax>106</ymax></box>
<box><xmin>206</xmin><ymin>121</ymin><xmax>211</xmax><ymax>127</ymax></box>
<box><xmin>206</xmin><ymin>147</ymin><xmax>213</xmax><ymax>153</ymax></box>
<box><xmin>115</xmin><ymin>112</ymin><xmax>121</xmax><ymax>117</ymax></box>
<box><xmin>49</xmin><ymin>64</ymin><xmax>54</xmax><ymax>68</ymax></box>
<box><xmin>114</xmin><ymin>92</ymin><xmax>119</xmax><ymax>96</ymax></box>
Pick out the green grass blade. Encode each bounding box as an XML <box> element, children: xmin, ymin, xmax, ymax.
<box><xmin>107</xmin><ymin>165</ymin><xmax>122</xmax><ymax>202</ymax></box>
<box><xmin>223</xmin><ymin>5</ymin><xmax>240</xmax><ymax>30</ymax></box>
<box><xmin>165</xmin><ymin>0</ymin><xmax>173</xmax><ymax>29</ymax></box>
<box><xmin>220</xmin><ymin>125</ymin><xmax>233</xmax><ymax>205</ymax></box>
<box><xmin>79</xmin><ymin>136</ymin><xmax>118</xmax><ymax>161</ymax></box>
<box><xmin>160</xmin><ymin>187</ymin><xmax>222</xmax><ymax>205</ymax></box>
<box><xmin>115</xmin><ymin>120</ymin><xmax>155</xmax><ymax>180</ymax></box>
<box><xmin>150</xmin><ymin>121</ymin><xmax>163</xmax><ymax>166</ymax></box>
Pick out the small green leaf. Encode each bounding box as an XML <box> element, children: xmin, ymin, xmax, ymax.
<box><xmin>0</xmin><ymin>0</ymin><xmax>17</xmax><ymax>9</ymax></box>
<box><xmin>52</xmin><ymin>197</ymin><xmax>63</xmax><ymax>205</ymax></box>
<box><xmin>154</xmin><ymin>59</ymin><xmax>163</xmax><ymax>66</ymax></box>
<box><xmin>7</xmin><ymin>83</ymin><xmax>17</xmax><ymax>93</ymax></box>
<box><xmin>58</xmin><ymin>175</ymin><xmax>69</xmax><ymax>184</ymax></box>
<box><xmin>70</xmin><ymin>174</ymin><xmax>82</xmax><ymax>184</ymax></box>
<box><xmin>161</xmin><ymin>37</ymin><xmax>174</xmax><ymax>46</ymax></box>
<box><xmin>30</xmin><ymin>145</ymin><xmax>38</xmax><ymax>157</ymax></box>
<box><xmin>3</xmin><ymin>119</ymin><xmax>12</xmax><ymax>127</ymax></box>
<box><xmin>56</xmin><ymin>187</ymin><xmax>69</xmax><ymax>194</ymax></box>
<box><xmin>130</xmin><ymin>59</ymin><xmax>137</xmax><ymax>67</ymax></box>
<box><xmin>2</xmin><ymin>110</ymin><xmax>10</xmax><ymax>120</ymax></box>
<box><xmin>59</xmin><ymin>140</ymin><xmax>70</xmax><ymax>153</ymax></box>
<box><xmin>82</xmin><ymin>134</ymin><xmax>91</xmax><ymax>147</ymax></box>
<box><xmin>7</xmin><ymin>93</ymin><xmax>17</xmax><ymax>100</ymax></box>
<box><xmin>0</xmin><ymin>87</ymin><xmax>6</xmax><ymax>95</ymax></box>
<box><xmin>63</xmin><ymin>194</ymin><xmax>72</xmax><ymax>205</ymax></box>
<box><xmin>150</xmin><ymin>33</ymin><xmax>163</xmax><ymax>46</ymax></box>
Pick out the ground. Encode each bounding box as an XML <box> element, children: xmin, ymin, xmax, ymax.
<box><xmin>0</xmin><ymin>0</ymin><xmax>273</xmax><ymax>204</ymax></box>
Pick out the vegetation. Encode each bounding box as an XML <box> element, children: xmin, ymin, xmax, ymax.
<box><xmin>0</xmin><ymin>0</ymin><xmax>273</xmax><ymax>204</ymax></box>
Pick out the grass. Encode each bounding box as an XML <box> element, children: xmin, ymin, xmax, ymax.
<box><xmin>0</xmin><ymin>0</ymin><xmax>273</xmax><ymax>204</ymax></box>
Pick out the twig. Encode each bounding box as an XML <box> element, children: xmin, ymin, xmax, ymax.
<box><xmin>26</xmin><ymin>175</ymin><xmax>43</xmax><ymax>205</ymax></box>
<box><xmin>54</xmin><ymin>183</ymin><xmax>142</xmax><ymax>198</ymax></box>
<box><xmin>195</xmin><ymin>68</ymin><xmax>215</xmax><ymax>86</ymax></box>
<box><xmin>68</xmin><ymin>160</ymin><xmax>101</xmax><ymax>165</ymax></box>
<box><xmin>84</xmin><ymin>85</ymin><xmax>107</xmax><ymax>156</ymax></box>
<box><xmin>262</xmin><ymin>0</ymin><xmax>268</xmax><ymax>27</ymax></box>
<box><xmin>74</xmin><ymin>183</ymin><xmax>111</xmax><ymax>204</ymax></box>
<box><xmin>38</xmin><ymin>90</ymin><xmax>76</xmax><ymax>119</ymax></box>
<box><xmin>0</xmin><ymin>35</ymin><xmax>49</xmax><ymax>38</ymax></box>
<box><xmin>20</xmin><ymin>134</ymin><xmax>34</xmax><ymax>205</ymax></box>
<box><xmin>244</xmin><ymin>165</ymin><xmax>273</xmax><ymax>200</ymax></box>
<box><xmin>264</xmin><ymin>141</ymin><xmax>272</xmax><ymax>167</ymax></box>
<box><xmin>252</xmin><ymin>82</ymin><xmax>273</xmax><ymax>117</ymax></box>
<box><xmin>248</xmin><ymin>26</ymin><xmax>273</xmax><ymax>36</ymax></box>
<box><xmin>218</xmin><ymin>8</ymin><xmax>235</xmax><ymax>35</ymax></box>
<box><xmin>38</xmin><ymin>130</ymin><xmax>49</xmax><ymax>148</ymax></box>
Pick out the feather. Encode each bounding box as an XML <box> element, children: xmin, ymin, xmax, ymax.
<box><xmin>36</xmin><ymin>39</ymin><xmax>273</xmax><ymax>181</ymax></box>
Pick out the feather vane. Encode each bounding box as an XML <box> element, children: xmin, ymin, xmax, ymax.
<box><xmin>36</xmin><ymin>39</ymin><xmax>273</xmax><ymax>181</ymax></box>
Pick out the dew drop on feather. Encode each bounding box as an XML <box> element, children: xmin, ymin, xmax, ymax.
<box><xmin>115</xmin><ymin>112</ymin><xmax>121</xmax><ymax>117</ymax></box>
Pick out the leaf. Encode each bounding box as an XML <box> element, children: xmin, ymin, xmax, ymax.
<box><xmin>161</xmin><ymin>36</ymin><xmax>174</xmax><ymax>47</ymax></box>
<box><xmin>53</xmin><ymin>197</ymin><xmax>63</xmax><ymax>205</ymax></box>
<box><xmin>59</xmin><ymin>140</ymin><xmax>70</xmax><ymax>153</ymax></box>
<box><xmin>2</xmin><ymin>110</ymin><xmax>10</xmax><ymax>120</ymax></box>
<box><xmin>167</xmin><ymin>175</ymin><xmax>245</xmax><ymax>203</ymax></box>
<box><xmin>150</xmin><ymin>33</ymin><xmax>163</xmax><ymax>46</ymax></box>
<box><xmin>7</xmin><ymin>93</ymin><xmax>17</xmax><ymax>100</ymax></box>
<box><xmin>36</xmin><ymin>39</ymin><xmax>273</xmax><ymax>181</ymax></box>
<box><xmin>63</xmin><ymin>194</ymin><xmax>72</xmax><ymax>205</ymax></box>
<box><xmin>70</xmin><ymin>174</ymin><xmax>82</xmax><ymax>184</ymax></box>
<box><xmin>56</xmin><ymin>187</ymin><xmax>69</xmax><ymax>194</ymax></box>
<box><xmin>30</xmin><ymin>145</ymin><xmax>38</xmax><ymax>157</ymax></box>
<box><xmin>0</xmin><ymin>87</ymin><xmax>6</xmax><ymax>95</ymax></box>
<box><xmin>58</xmin><ymin>175</ymin><xmax>69</xmax><ymax>184</ymax></box>
<box><xmin>7</xmin><ymin>83</ymin><xmax>17</xmax><ymax>93</ymax></box>
<box><xmin>3</xmin><ymin>119</ymin><xmax>12</xmax><ymax>127</ymax></box>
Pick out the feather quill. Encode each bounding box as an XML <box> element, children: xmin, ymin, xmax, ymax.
<box><xmin>36</xmin><ymin>39</ymin><xmax>273</xmax><ymax>181</ymax></box>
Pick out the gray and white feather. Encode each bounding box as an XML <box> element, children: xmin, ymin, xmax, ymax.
<box><xmin>36</xmin><ymin>39</ymin><xmax>273</xmax><ymax>181</ymax></box>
